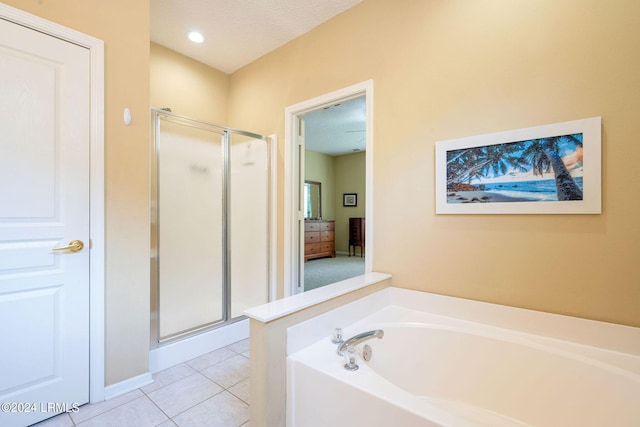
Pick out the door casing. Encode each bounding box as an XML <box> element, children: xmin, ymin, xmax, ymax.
<box><xmin>0</xmin><ymin>3</ymin><xmax>106</xmax><ymax>403</ymax></box>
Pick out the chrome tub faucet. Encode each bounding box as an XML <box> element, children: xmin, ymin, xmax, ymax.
<box><xmin>336</xmin><ymin>329</ymin><xmax>384</xmax><ymax>371</ymax></box>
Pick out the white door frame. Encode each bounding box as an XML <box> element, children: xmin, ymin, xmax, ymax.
<box><xmin>284</xmin><ymin>80</ymin><xmax>374</xmax><ymax>296</ymax></box>
<box><xmin>0</xmin><ymin>4</ymin><xmax>105</xmax><ymax>402</ymax></box>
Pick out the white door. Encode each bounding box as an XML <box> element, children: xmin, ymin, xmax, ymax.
<box><xmin>0</xmin><ymin>17</ymin><xmax>90</xmax><ymax>427</ymax></box>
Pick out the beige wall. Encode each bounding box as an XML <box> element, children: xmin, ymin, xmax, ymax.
<box><xmin>150</xmin><ymin>42</ymin><xmax>229</xmax><ymax>124</ymax></box>
<box><xmin>3</xmin><ymin>0</ymin><xmax>151</xmax><ymax>385</ymax></box>
<box><xmin>335</xmin><ymin>152</ymin><xmax>366</xmax><ymax>253</ymax></box>
<box><xmin>304</xmin><ymin>150</ymin><xmax>335</xmax><ymax>220</ymax></box>
<box><xmin>229</xmin><ymin>0</ymin><xmax>640</xmax><ymax>327</ymax></box>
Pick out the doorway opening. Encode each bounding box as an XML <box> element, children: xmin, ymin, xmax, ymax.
<box><xmin>284</xmin><ymin>80</ymin><xmax>373</xmax><ymax>296</ymax></box>
<box><xmin>301</xmin><ymin>97</ymin><xmax>366</xmax><ymax>290</ymax></box>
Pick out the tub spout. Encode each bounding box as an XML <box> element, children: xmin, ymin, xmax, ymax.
<box><xmin>337</xmin><ymin>329</ymin><xmax>384</xmax><ymax>356</ymax></box>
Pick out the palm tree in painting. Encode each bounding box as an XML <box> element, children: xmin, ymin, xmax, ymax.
<box><xmin>519</xmin><ymin>134</ymin><xmax>583</xmax><ymax>200</ymax></box>
<box><xmin>446</xmin><ymin>133</ymin><xmax>583</xmax><ymax>201</ymax></box>
<box><xmin>446</xmin><ymin>142</ymin><xmax>527</xmax><ymax>188</ymax></box>
<box><xmin>446</xmin><ymin>147</ymin><xmax>483</xmax><ymax>186</ymax></box>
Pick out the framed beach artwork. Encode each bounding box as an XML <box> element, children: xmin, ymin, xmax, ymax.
<box><xmin>435</xmin><ymin>117</ymin><xmax>601</xmax><ymax>214</ymax></box>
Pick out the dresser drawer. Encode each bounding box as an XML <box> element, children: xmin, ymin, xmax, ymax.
<box><xmin>320</xmin><ymin>221</ymin><xmax>334</xmax><ymax>231</ymax></box>
<box><xmin>320</xmin><ymin>230</ymin><xmax>334</xmax><ymax>242</ymax></box>
<box><xmin>320</xmin><ymin>242</ymin><xmax>334</xmax><ymax>253</ymax></box>
<box><xmin>305</xmin><ymin>222</ymin><xmax>320</xmax><ymax>232</ymax></box>
<box><xmin>305</xmin><ymin>243</ymin><xmax>321</xmax><ymax>255</ymax></box>
<box><xmin>305</xmin><ymin>231</ymin><xmax>320</xmax><ymax>244</ymax></box>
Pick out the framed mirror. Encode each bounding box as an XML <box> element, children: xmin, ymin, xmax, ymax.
<box><xmin>304</xmin><ymin>180</ymin><xmax>322</xmax><ymax>219</ymax></box>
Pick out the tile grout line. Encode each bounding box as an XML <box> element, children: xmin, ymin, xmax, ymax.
<box><xmin>145</xmin><ymin>342</ymin><xmax>250</xmax><ymax>425</ymax></box>
<box><xmin>74</xmin><ymin>395</ymin><xmax>151</xmax><ymax>427</ymax></box>
<box><xmin>138</xmin><ymin>388</ymin><xmax>174</xmax><ymax>427</ymax></box>
<box><xmin>72</xmin><ymin>393</ymin><xmax>145</xmax><ymax>427</ymax></box>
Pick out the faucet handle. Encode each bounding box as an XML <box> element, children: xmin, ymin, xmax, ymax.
<box><xmin>343</xmin><ymin>346</ymin><xmax>359</xmax><ymax>371</ymax></box>
<box><xmin>331</xmin><ymin>328</ymin><xmax>344</xmax><ymax>344</ymax></box>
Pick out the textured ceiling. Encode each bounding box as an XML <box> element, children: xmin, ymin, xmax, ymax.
<box><xmin>302</xmin><ymin>96</ymin><xmax>366</xmax><ymax>156</ymax></box>
<box><xmin>151</xmin><ymin>0</ymin><xmax>364</xmax><ymax>74</ymax></box>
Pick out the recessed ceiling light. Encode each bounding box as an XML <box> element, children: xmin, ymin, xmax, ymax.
<box><xmin>188</xmin><ymin>31</ymin><xmax>204</xmax><ymax>43</ymax></box>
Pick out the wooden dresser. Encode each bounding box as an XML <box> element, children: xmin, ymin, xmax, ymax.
<box><xmin>304</xmin><ymin>220</ymin><xmax>336</xmax><ymax>262</ymax></box>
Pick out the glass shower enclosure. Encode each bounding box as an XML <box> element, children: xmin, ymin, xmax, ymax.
<box><xmin>150</xmin><ymin>109</ymin><xmax>271</xmax><ymax>345</ymax></box>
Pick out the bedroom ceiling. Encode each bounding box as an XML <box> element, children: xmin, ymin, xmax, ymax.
<box><xmin>302</xmin><ymin>96</ymin><xmax>366</xmax><ymax>156</ymax></box>
<box><xmin>151</xmin><ymin>0</ymin><xmax>366</xmax><ymax>156</ymax></box>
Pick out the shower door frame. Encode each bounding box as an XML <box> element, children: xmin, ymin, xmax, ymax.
<box><xmin>150</xmin><ymin>109</ymin><xmax>274</xmax><ymax>347</ymax></box>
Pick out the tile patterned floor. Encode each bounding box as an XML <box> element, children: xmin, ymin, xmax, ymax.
<box><xmin>32</xmin><ymin>339</ymin><xmax>251</xmax><ymax>427</ymax></box>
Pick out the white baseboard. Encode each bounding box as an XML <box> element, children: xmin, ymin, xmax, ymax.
<box><xmin>149</xmin><ymin>319</ymin><xmax>249</xmax><ymax>373</ymax></box>
<box><xmin>104</xmin><ymin>372</ymin><xmax>153</xmax><ymax>400</ymax></box>
<box><xmin>336</xmin><ymin>251</ymin><xmax>366</xmax><ymax>259</ymax></box>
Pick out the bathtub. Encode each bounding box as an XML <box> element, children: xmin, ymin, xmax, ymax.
<box><xmin>286</xmin><ymin>288</ymin><xmax>640</xmax><ymax>427</ymax></box>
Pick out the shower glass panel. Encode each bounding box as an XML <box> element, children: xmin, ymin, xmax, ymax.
<box><xmin>229</xmin><ymin>132</ymin><xmax>270</xmax><ymax>318</ymax></box>
<box><xmin>151</xmin><ymin>109</ymin><xmax>272</xmax><ymax>346</ymax></box>
<box><xmin>155</xmin><ymin>116</ymin><xmax>225</xmax><ymax>342</ymax></box>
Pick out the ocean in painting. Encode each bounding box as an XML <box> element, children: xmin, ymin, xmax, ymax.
<box><xmin>446</xmin><ymin>132</ymin><xmax>585</xmax><ymax>204</ymax></box>
<box><xmin>481</xmin><ymin>176</ymin><xmax>583</xmax><ymax>202</ymax></box>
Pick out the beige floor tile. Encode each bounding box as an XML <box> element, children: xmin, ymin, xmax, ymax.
<box><xmin>71</xmin><ymin>390</ymin><xmax>144</xmax><ymax>424</ymax></box>
<box><xmin>76</xmin><ymin>396</ymin><xmax>167</xmax><ymax>427</ymax></box>
<box><xmin>226</xmin><ymin>339</ymin><xmax>249</xmax><ymax>355</ymax></box>
<box><xmin>172</xmin><ymin>391</ymin><xmax>249</xmax><ymax>427</ymax></box>
<box><xmin>186</xmin><ymin>347</ymin><xmax>237</xmax><ymax>372</ymax></box>
<box><xmin>201</xmin><ymin>355</ymin><xmax>249</xmax><ymax>389</ymax></box>
<box><xmin>30</xmin><ymin>412</ymin><xmax>73</xmax><ymax>427</ymax></box>
<box><xmin>39</xmin><ymin>340</ymin><xmax>252</xmax><ymax>427</ymax></box>
<box><xmin>227</xmin><ymin>378</ymin><xmax>250</xmax><ymax>405</ymax></box>
<box><xmin>142</xmin><ymin>363</ymin><xmax>197</xmax><ymax>394</ymax></box>
<box><xmin>147</xmin><ymin>373</ymin><xmax>223</xmax><ymax>418</ymax></box>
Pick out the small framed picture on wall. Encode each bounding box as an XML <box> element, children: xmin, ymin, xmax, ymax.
<box><xmin>343</xmin><ymin>193</ymin><xmax>357</xmax><ymax>207</ymax></box>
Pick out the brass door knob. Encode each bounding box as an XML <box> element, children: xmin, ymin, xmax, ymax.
<box><xmin>52</xmin><ymin>240</ymin><xmax>84</xmax><ymax>253</ymax></box>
